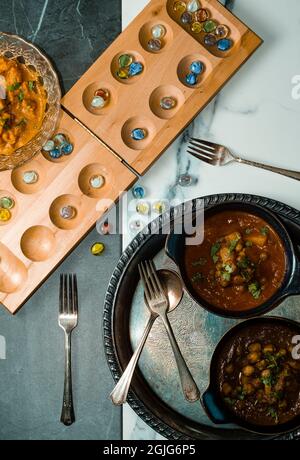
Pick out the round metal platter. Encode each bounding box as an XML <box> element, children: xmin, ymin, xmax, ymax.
<box><xmin>104</xmin><ymin>193</ymin><xmax>300</xmax><ymax>440</ymax></box>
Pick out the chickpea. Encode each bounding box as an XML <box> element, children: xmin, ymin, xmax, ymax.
<box><xmin>243</xmin><ymin>383</ymin><xmax>254</xmax><ymax>395</ymax></box>
<box><xmin>256</xmin><ymin>360</ymin><xmax>267</xmax><ymax>370</ymax></box>
<box><xmin>248</xmin><ymin>343</ymin><xmax>262</xmax><ymax>353</ymax></box>
<box><xmin>234</xmin><ymin>285</ymin><xmax>246</xmax><ymax>293</ymax></box>
<box><xmin>247</xmin><ymin>352</ymin><xmax>261</xmax><ymax>364</ymax></box>
<box><xmin>242</xmin><ymin>365</ymin><xmax>255</xmax><ymax>377</ymax></box>
<box><xmin>232</xmin><ymin>275</ymin><xmax>244</xmax><ymax>286</ymax></box>
<box><xmin>225</xmin><ymin>364</ymin><xmax>234</xmax><ymax>374</ymax></box>
<box><xmin>222</xmin><ymin>382</ymin><xmax>232</xmax><ymax>396</ymax></box>
<box><xmin>260</xmin><ymin>252</ymin><xmax>268</xmax><ymax>262</ymax></box>
<box><xmin>261</xmin><ymin>369</ymin><xmax>271</xmax><ymax>379</ymax></box>
<box><xmin>263</xmin><ymin>344</ymin><xmax>274</xmax><ymax>354</ymax></box>
<box><xmin>252</xmin><ymin>378</ymin><xmax>262</xmax><ymax>389</ymax></box>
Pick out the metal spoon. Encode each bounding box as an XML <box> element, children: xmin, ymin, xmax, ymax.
<box><xmin>110</xmin><ymin>269</ymin><xmax>183</xmax><ymax>405</ymax></box>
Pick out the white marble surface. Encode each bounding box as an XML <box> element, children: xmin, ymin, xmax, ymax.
<box><xmin>121</xmin><ymin>0</ymin><xmax>300</xmax><ymax>440</ymax></box>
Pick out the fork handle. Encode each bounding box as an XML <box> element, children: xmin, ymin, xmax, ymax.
<box><xmin>110</xmin><ymin>315</ymin><xmax>156</xmax><ymax>405</ymax></box>
<box><xmin>160</xmin><ymin>312</ymin><xmax>200</xmax><ymax>402</ymax></box>
<box><xmin>237</xmin><ymin>158</ymin><xmax>300</xmax><ymax>181</ymax></box>
<box><xmin>61</xmin><ymin>331</ymin><xmax>75</xmax><ymax>426</ymax></box>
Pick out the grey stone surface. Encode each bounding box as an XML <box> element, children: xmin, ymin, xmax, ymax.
<box><xmin>0</xmin><ymin>0</ymin><xmax>122</xmax><ymax>440</ymax></box>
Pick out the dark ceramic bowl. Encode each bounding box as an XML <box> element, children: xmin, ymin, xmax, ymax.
<box><xmin>165</xmin><ymin>201</ymin><xmax>300</xmax><ymax>319</ymax></box>
<box><xmin>202</xmin><ymin>316</ymin><xmax>300</xmax><ymax>435</ymax></box>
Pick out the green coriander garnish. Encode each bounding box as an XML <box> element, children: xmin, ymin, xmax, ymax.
<box><xmin>248</xmin><ymin>281</ymin><xmax>261</xmax><ymax>300</ymax></box>
<box><xmin>228</xmin><ymin>237</ymin><xmax>240</xmax><ymax>253</ymax></box>
<box><xmin>245</xmin><ymin>228</ymin><xmax>253</xmax><ymax>235</ymax></box>
<box><xmin>7</xmin><ymin>82</ymin><xmax>21</xmax><ymax>91</ymax></box>
<box><xmin>28</xmin><ymin>80</ymin><xmax>36</xmax><ymax>91</ymax></box>
<box><xmin>211</xmin><ymin>243</ymin><xmax>221</xmax><ymax>264</ymax></box>
<box><xmin>260</xmin><ymin>226</ymin><xmax>269</xmax><ymax>236</ymax></box>
<box><xmin>191</xmin><ymin>272</ymin><xmax>204</xmax><ymax>284</ymax></box>
<box><xmin>191</xmin><ymin>258</ymin><xmax>207</xmax><ymax>267</ymax></box>
<box><xmin>18</xmin><ymin>90</ymin><xmax>24</xmax><ymax>102</ymax></box>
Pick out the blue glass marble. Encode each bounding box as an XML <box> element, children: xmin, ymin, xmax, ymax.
<box><xmin>185</xmin><ymin>73</ymin><xmax>198</xmax><ymax>86</ymax></box>
<box><xmin>61</xmin><ymin>143</ymin><xmax>74</xmax><ymax>155</ymax></box>
<box><xmin>132</xmin><ymin>185</ymin><xmax>146</xmax><ymax>199</ymax></box>
<box><xmin>190</xmin><ymin>60</ymin><xmax>203</xmax><ymax>75</ymax></box>
<box><xmin>217</xmin><ymin>38</ymin><xmax>232</xmax><ymax>51</ymax></box>
<box><xmin>49</xmin><ymin>148</ymin><xmax>63</xmax><ymax>159</ymax></box>
<box><xmin>128</xmin><ymin>61</ymin><xmax>144</xmax><ymax>77</ymax></box>
<box><xmin>131</xmin><ymin>128</ymin><xmax>147</xmax><ymax>141</ymax></box>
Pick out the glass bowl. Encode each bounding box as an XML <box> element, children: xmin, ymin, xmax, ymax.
<box><xmin>0</xmin><ymin>32</ymin><xmax>61</xmax><ymax>171</ymax></box>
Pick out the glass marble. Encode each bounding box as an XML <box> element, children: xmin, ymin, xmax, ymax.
<box><xmin>91</xmin><ymin>96</ymin><xmax>105</xmax><ymax>108</ymax></box>
<box><xmin>185</xmin><ymin>72</ymin><xmax>198</xmax><ymax>86</ymax></box>
<box><xmin>50</xmin><ymin>148</ymin><xmax>63</xmax><ymax>159</ymax></box>
<box><xmin>178</xmin><ymin>174</ymin><xmax>192</xmax><ymax>187</ymax></box>
<box><xmin>151</xmin><ymin>24</ymin><xmax>166</xmax><ymax>39</ymax></box>
<box><xmin>152</xmin><ymin>201</ymin><xmax>167</xmax><ymax>214</ymax></box>
<box><xmin>160</xmin><ymin>96</ymin><xmax>177</xmax><ymax>110</ymax></box>
<box><xmin>23</xmin><ymin>171</ymin><xmax>39</xmax><ymax>184</ymax></box>
<box><xmin>117</xmin><ymin>68</ymin><xmax>129</xmax><ymax>80</ymax></box>
<box><xmin>53</xmin><ymin>133</ymin><xmax>67</xmax><ymax>145</ymax></box>
<box><xmin>136</xmin><ymin>201</ymin><xmax>150</xmax><ymax>215</ymax></box>
<box><xmin>128</xmin><ymin>61</ymin><xmax>144</xmax><ymax>76</ymax></box>
<box><xmin>131</xmin><ymin>128</ymin><xmax>147</xmax><ymax>141</ymax></box>
<box><xmin>215</xmin><ymin>24</ymin><xmax>229</xmax><ymax>39</ymax></box>
<box><xmin>190</xmin><ymin>60</ymin><xmax>203</xmax><ymax>75</ymax></box>
<box><xmin>0</xmin><ymin>208</ymin><xmax>11</xmax><ymax>222</ymax></box>
<box><xmin>0</xmin><ymin>196</ymin><xmax>15</xmax><ymax>209</ymax></box>
<box><xmin>187</xmin><ymin>0</ymin><xmax>201</xmax><ymax>13</ymax></box>
<box><xmin>42</xmin><ymin>140</ymin><xmax>55</xmax><ymax>152</ymax></box>
<box><xmin>60</xmin><ymin>206</ymin><xmax>76</xmax><ymax>220</ymax></box>
<box><xmin>194</xmin><ymin>8</ymin><xmax>209</xmax><ymax>22</ymax></box>
<box><xmin>147</xmin><ymin>38</ymin><xmax>162</xmax><ymax>52</ymax></box>
<box><xmin>132</xmin><ymin>185</ymin><xmax>146</xmax><ymax>199</ymax></box>
<box><xmin>94</xmin><ymin>88</ymin><xmax>110</xmax><ymax>101</ymax></box>
<box><xmin>89</xmin><ymin>174</ymin><xmax>105</xmax><ymax>189</ymax></box>
<box><xmin>180</xmin><ymin>12</ymin><xmax>193</xmax><ymax>24</ymax></box>
<box><xmin>61</xmin><ymin>143</ymin><xmax>74</xmax><ymax>155</ymax></box>
<box><xmin>91</xmin><ymin>242</ymin><xmax>105</xmax><ymax>256</ymax></box>
<box><xmin>203</xmin><ymin>20</ymin><xmax>217</xmax><ymax>33</ymax></box>
<box><xmin>204</xmin><ymin>33</ymin><xmax>217</xmax><ymax>46</ymax></box>
<box><xmin>100</xmin><ymin>221</ymin><xmax>111</xmax><ymax>235</ymax></box>
<box><xmin>119</xmin><ymin>54</ymin><xmax>133</xmax><ymax>68</ymax></box>
<box><xmin>173</xmin><ymin>1</ymin><xmax>186</xmax><ymax>14</ymax></box>
<box><xmin>190</xmin><ymin>21</ymin><xmax>202</xmax><ymax>33</ymax></box>
<box><xmin>129</xmin><ymin>219</ymin><xmax>145</xmax><ymax>234</ymax></box>
<box><xmin>217</xmin><ymin>38</ymin><xmax>232</xmax><ymax>51</ymax></box>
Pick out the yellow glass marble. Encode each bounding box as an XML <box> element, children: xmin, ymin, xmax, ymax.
<box><xmin>191</xmin><ymin>21</ymin><xmax>202</xmax><ymax>33</ymax></box>
<box><xmin>117</xmin><ymin>68</ymin><xmax>129</xmax><ymax>79</ymax></box>
<box><xmin>91</xmin><ymin>242</ymin><xmax>105</xmax><ymax>256</ymax></box>
<box><xmin>173</xmin><ymin>1</ymin><xmax>186</xmax><ymax>14</ymax></box>
<box><xmin>0</xmin><ymin>208</ymin><xmax>11</xmax><ymax>222</ymax></box>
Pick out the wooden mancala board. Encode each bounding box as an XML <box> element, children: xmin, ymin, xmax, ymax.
<box><xmin>0</xmin><ymin>0</ymin><xmax>262</xmax><ymax>314</ymax></box>
<box><xmin>62</xmin><ymin>0</ymin><xmax>262</xmax><ymax>175</ymax></box>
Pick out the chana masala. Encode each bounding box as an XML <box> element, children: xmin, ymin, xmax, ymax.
<box><xmin>0</xmin><ymin>56</ymin><xmax>47</xmax><ymax>156</ymax></box>
<box><xmin>216</xmin><ymin>323</ymin><xmax>300</xmax><ymax>426</ymax></box>
<box><xmin>184</xmin><ymin>211</ymin><xmax>287</xmax><ymax>312</ymax></box>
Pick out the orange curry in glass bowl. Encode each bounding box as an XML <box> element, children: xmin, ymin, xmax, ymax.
<box><xmin>184</xmin><ymin>211</ymin><xmax>287</xmax><ymax>313</ymax></box>
<box><xmin>0</xmin><ymin>56</ymin><xmax>47</xmax><ymax>156</ymax></box>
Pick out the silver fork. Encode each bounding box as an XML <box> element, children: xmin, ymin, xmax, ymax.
<box><xmin>58</xmin><ymin>274</ymin><xmax>78</xmax><ymax>426</ymax></box>
<box><xmin>187</xmin><ymin>138</ymin><xmax>300</xmax><ymax>181</ymax></box>
<box><xmin>139</xmin><ymin>260</ymin><xmax>200</xmax><ymax>402</ymax></box>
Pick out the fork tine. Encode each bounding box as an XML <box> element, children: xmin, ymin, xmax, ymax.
<box><xmin>149</xmin><ymin>260</ymin><xmax>164</xmax><ymax>296</ymax></box>
<box><xmin>188</xmin><ymin>144</ymin><xmax>215</xmax><ymax>159</ymax></box>
<box><xmin>189</xmin><ymin>138</ymin><xmax>218</xmax><ymax>150</ymax></box>
<box><xmin>144</xmin><ymin>261</ymin><xmax>158</xmax><ymax>299</ymax></box>
<box><xmin>138</xmin><ymin>263</ymin><xmax>151</xmax><ymax>305</ymax></box>
<box><xmin>59</xmin><ymin>274</ymin><xmax>64</xmax><ymax>315</ymax></box>
<box><xmin>68</xmin><ymin>274</ymin><xmax>73</xmax><ymax>314</ymax></box>
<box><xmin>73</xmin><ymin>274</ymin><xmax>78</xmax><ymax>315</ymax></box>
<box><xmin>187</xmin><ymin>150</ymin><xmax>214</xmax><ymax>165</ymax></box>
<box><xmin>63</xmin><ymin>274</ymin><xmax>68</xmax><ymax>314</ymax></box>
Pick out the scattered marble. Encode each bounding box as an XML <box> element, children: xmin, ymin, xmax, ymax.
<box><xmin>42</xmin><ymin>140</ymin><xmax>55</xmax><ymax>152</ymax></box>
<box><xmin>117</xmin><ymin>54</ymin><xmax>144</xmax><ymax>80</ymax></box>
<box><xmin>185</xmin><ymin>72</ymin><xmax>198</xmax><ymax>86</ymax></box>
<box><xmin>43</xmin><ymin>133</ymin><xmax>74</xmax><ymax>160</ymax></box>
<box><xmin>217</xmin><ymin>38</ymin><xmax>233</xmax><ymax>51</ymax></box>
<box><xmin>0</xmin><ymin>196</ymin><xmax>15</xmax><ymax>209</ymax></box>
<box><xmin>187</xmin><ymin>0</ymin><xmax>201</xmax><ymax>13</ymax></box>
<box><xmin>152</xmin><ymin>201</ymin><xmax>167</xmax><ymax>214</ymax></box>
<box><xmin>190</xmin><ymin>60</ymin><xmax>204</xmax><ymax>75</ymax></box>
<box><xmin>91</xmin><ymin>95</ymin><xmax>106</xmax><ymax>108</ymax></box>
<box><xmin>23</xmin><ymin>170</ymin><xmax>39</xmax><ymax>184</ymax></box>
<box><xmin>117</xmin><ymin>68</ymin><xmax>129</xmax><ymax>79</ymax></box>
<box><xmin>190</xmin><ymin>21</ymin><xmax>202</xmax><ymax>33</ymax></box>
<box><xmin>119</xmin><ymin>54</ymin><xmax>133</xmax><ymax>68</ymax></box>
<box><xmin>178</xmin><ymin>174</ymin><xmax>193</xmax><ymax>187</ymax></box>
<box><xmin>0</xmin><ymin>208</ymin><xmax>11</xmax><ymax>222</ymax></box>
<box><xmin>128</xmin><ymin>61</ymin><xmax>144</xmax><ymax>76</ymax></box>
<box><xmin>90</xmin><ymin>174</ymin><xmax>105</xmax><ymax>189</ymax></box>
<box><xmin>151</xmin><ymin>24</ymin><xmax>166</xmax><ymax>39</ymax></box>
<box><xmin>94</xmin><ymin>88</ymin><xmax>110</xmax><ymax>101</ymax></box>
<box><xmin>173</xmin><ymin>1</ymin><xmax>186</xmax><ymax>14</ymax></box>
<box><xmin>147</xmin><ymin>38</ymin><xmax>162</xmax><ymax>52</ymax></box>
<box><xmin>61</xmin><ymin>143</ymin><xmax>74</xmax><ymax>155</ymax></box>
<box><xmin>53</xmin><ymin>133</ymin><xmax>67</xmax><ymax>145</ymax></box>
<box><xmin>194</xmin><ymin>8</ymin><xmax>209</xmax><ymax>22</ymax></box>
<box><xmin>49</xmin><ymin>148</ymin><xmax>63</xmax><ymax>159</ymax></box>
<box><xmin>90</xmin><ymin>242</ymin><xmax>105</xmax><ymax>256</ymax></box>
<box><xmin>180</xmin><ymin>12</ymin><xmax>193</xmax><ymax>24</ymax></box>
<box><xmin>215</xmin><ymin>24</ymin><xmax>229</xmax><ymax>39</ymax></box>
<box><xmin>160</xmin><ymin>96</ymin><xmax>177</xmax><ymax>110</ymax></box>
<box><xmin>136</xmin><ymin>201</ymin><xmax>150</xmax><ymax>215</ymax></box>
<box><xmin>131</xmin><ymin>128</ymin><xmax>147</xmax><ymax>141</ymax></box>
<box><xmin>100</xmin><ymin>221</ymin><xmax>111</xmax><ymax>235</ymax></box>
<box><xmin>132</xmin><ymin>185</ymin><xmax>146</xmax><ymax>199</ymax></box>
<box><xmin>204</xmin><ymin>33</ymin><xmax>217</xmax><ymax>46</ymax></box>
<box><xmin>60</xmin><ymin>205</ymin><xmax>76</xmax><ymax>220</ymax></box>
<box><xmin>129</xmin><ymin>219</ymin><xmax>146</xmax><ymax>234</ymax></box>
<box><xmin>203</xmin><ymin>19</ymin><xmax>217</xmax><ymax>33</ymax></box>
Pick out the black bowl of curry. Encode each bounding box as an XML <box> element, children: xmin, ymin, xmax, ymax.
<box><xmin>166</xmin><ymin>202</ymin><xmax>300</xmax><ymax>318</ymax></box>
<box><xmin>203</xmin><ymin>317</ymin><xmax>300</xmax><ymax>435</ymax></box>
